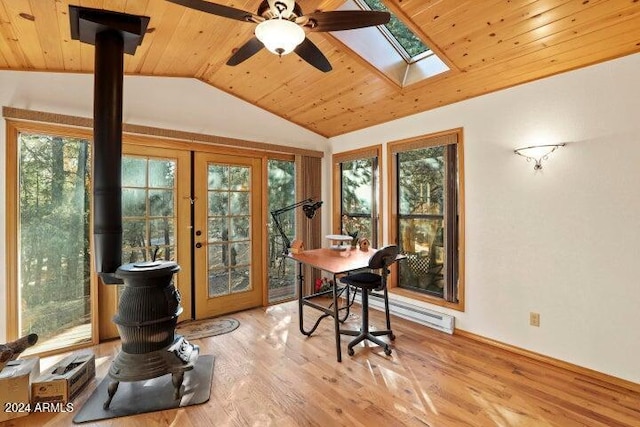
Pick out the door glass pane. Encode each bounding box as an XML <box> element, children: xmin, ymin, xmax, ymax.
<box><xmin>122</xmin><ymin>157</ymin><xmax>146</xmax><ymax>187</ymax></box>
<box><xmin>149</xmin><ymin>189</ymin><xmax>173</xmax><ymax>217</ymax></box>
<box><xmin>230</xmin><ymin>217</ymin><xmax>249</xmax><ymax>240</ymax></box>
<box><xmin>208</xmin><ymin>165</ymin><xmax>229</xmax><ymax>189</ymax></box>
<box><xmin>230</xmin><ymin>192</ymin><xmax>249</xmax><ymax>214</ymax></box>
<box><xmin>229</xmin><ymin>166</ymin><xmax>250</xmax><ymax>190</ymax></box>
<box><xmin>267</xmin><ymin>159</ymin><xmax>296</xmax><ymax>303</ymax></box>
<box><xmin>149</xmin><ymin>159</ymin><xmax>175</xmax><ymax>188</ymax></box>
<box><xmin>122</xmin><ymin>188</ymin><xmax>146</xmax><ymax>216</ymax></box>
<box><xmin>208</xmin><ymin>218</ymin><xmax>226</xmax><ymax>241</ymax></box>
<box><xmin>207</xmin><ymin>164</ymin><xmax>252</xmax><ymax>297</ymax></box>
<box><xmin>149</xmin><ymin>218</ymin><xmax>175</xmax><ymax>249</ymax></box>
<box><xmin>397</xmin><ymin>146</ymin><xmax>446</xmax><ymax>297</ymax></box>
<box><xmin>17</xmin><ymin>132</ymin><xmax>92</xmax><ymax>354</ymax></box>
<box><xmin>230</xmin><ymin>267</ymin><xmax>250</xmax><ymax>294</ymax></box>
<box><xmin>208</xmin><ymin>192</ymin><xmax>229</xmax><ymax>215</ymax></box>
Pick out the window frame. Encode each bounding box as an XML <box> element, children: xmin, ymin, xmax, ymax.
<box><xmin>265</xmin><ymin>154</ymin><xmax>297</xmax><ymax>305</ymax></box>
<box><xmin>332</xmin><ymin>146</ymin><xmax>383</xmax><ymax>248</ymax></box>
<box><xmin>5</xmin><ymin>120</ymin><xmax>99</xmax><ymax>354</ymax></box>
<box><xmin>387</xmin><ymin>128</ymin><xmax>465</xmax><ymax>311</ymax></box>
<box><xmin>354</xmin><ymin>0</ymin><xmax>431</xmax><ymax>63</ymax></box>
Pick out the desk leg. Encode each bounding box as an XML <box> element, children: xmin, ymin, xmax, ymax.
<box><xmin>297</xmin><ymin>261</ymin><xmax>306</xmax><ymax>335</ymax></box>
<box><xmin>337</xmin><ymin>278</ymin><xmax>351</xmax><ymax>323</ymax></box>
<box><xmin>299</xmin><ymin>264</ymin><xmax>335</xmax><ymax>336</ymax></box>
<box><xmin>296</xmin><ymin>262</ymin><xmax>342</xmax><ymax>362</ymax></box>
<box><xmin>332</xmin><ymin>274</ymin><xmax>342</xmax><ymax>362</ymax></box>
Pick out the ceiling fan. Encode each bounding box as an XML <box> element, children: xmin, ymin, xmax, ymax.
<box><xmin>167</xmin><ymin>0</ymin><xmax>390</xmax><ymax>72</ymax></box>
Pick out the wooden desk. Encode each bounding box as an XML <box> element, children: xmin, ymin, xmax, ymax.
<box><xmin>287</xmin><ymin>247</ymin><xmax>375</xmax><ymax>362</ymax></box>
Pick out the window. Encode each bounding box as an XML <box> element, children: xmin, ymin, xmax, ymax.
<box><xmin>6</xmin><ymin>122</ymin><xmax>95</xmax><ymax>354</ymax></box>
<box><xmin>333</xmin><ymin>146</ymin><xmax>382</xmax><ymax>248</ymax></box>
<box><xmin>267</xmin><ymin>157</ymin><xmax>296</xmax><ymax>303</ymax></box>
<box><xmin>332</xmin><ymin>0</ymin><xmax>449</xmax><ymax>87</ymax></box>
<box><xmin>357</xmin><ymin>0</ymin><xmax>429</xmax><ymax>62</ymax></box>
<box><xmin>388</xmin><ymin>130</ymin><xmax>465</xmax><ymax>309</ymax></box>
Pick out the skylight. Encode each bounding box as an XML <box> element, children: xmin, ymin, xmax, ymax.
<box><xmin>331</xmin><ymin>1</ymin><xmax>449</xmax><ymax>87</ymax></box>
<box><xmin>357</xmin><ymin>0</ymin><xmax>429</xmax><ymax>63</ymax></box>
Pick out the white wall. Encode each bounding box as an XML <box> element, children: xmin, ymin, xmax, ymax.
<box><xmin>0</xmin><ymin>70</ymin><xmax>328</xmax><ymax>343</ymax></box>
<box><xmin>329</xmin><ymin>53</ymin><xmax>640</xmax><ymax>384</ymax></box>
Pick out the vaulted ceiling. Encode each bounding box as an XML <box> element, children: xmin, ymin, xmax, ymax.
<box><xmin>1</xmin><ymin>0</ymin><xmax>639</xmax><ymax>137</ymax></box>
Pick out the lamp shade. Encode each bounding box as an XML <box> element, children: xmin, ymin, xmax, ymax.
<box><xmin>255</xmin><ymin>19</ymin><xmax>305</xmax><ymax>56</ymax></box>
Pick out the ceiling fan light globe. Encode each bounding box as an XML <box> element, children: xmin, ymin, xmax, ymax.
<box><xmin>255</xmin><ymin>19</ymin><xmax>305</xmax><ymax>56</ymax></box>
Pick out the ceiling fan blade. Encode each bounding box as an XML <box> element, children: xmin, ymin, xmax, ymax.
<box><xmin>294</xmin><ymin>38</ymin><xmax>332</xmax><ymax>73</ymax></box>
<box><xmin>226</xmin><ymin>37</ymin><xmax>264</xmax><ymax>66</ymax></box>
<box><xmin>166</xmin><ymin>0</ymin><xmax>255</xmax><ymax>22</ymax></box>
<box><xmin>304</xmin><ymin>10</ymin><xmax>390</xmax><ymax>32</ymax></box>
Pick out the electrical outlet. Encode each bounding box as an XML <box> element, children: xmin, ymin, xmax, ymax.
<box><xmin>530</xmin><ymin>312</ymin><xmax>540</xmax><ymax>327</ymax></box>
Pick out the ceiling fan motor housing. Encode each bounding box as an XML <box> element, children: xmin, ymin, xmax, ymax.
<box><xmin>258</xmin><ymin>0</ymin><xmax>301</xmax><ymax>20</ymax></box>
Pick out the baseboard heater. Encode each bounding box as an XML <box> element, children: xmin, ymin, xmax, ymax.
<box><xmin>353</xmin><ymin>292</ymin><xmax>455</xmax><ymax>335</ymax></box>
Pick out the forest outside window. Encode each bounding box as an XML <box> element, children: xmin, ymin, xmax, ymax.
<box><xmin>5</xmin><ymin>121</ymin><xmax>95</xmax><ymax>354</ymax></box>
<box><xmin>332</xmin><ymin>146</ymin><xmax>382</xmax><ymax>248</ymax></box>
<box><xmin>388</xmin><ymin>129</ymin><xmax>465</xmax><ymax>310</ymax></box>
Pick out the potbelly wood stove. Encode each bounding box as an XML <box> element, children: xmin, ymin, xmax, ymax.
<box><xmin>103</xmin><ymin>260</ymin><xmax>199</xmax><ymax>410</ymax></box>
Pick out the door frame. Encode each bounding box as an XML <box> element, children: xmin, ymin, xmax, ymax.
<box><xmin>193</xmin><ymin>151</ymin><xmax>264</xmax><ymax>319</ymax></box>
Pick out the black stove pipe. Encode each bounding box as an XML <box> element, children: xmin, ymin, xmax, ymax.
<box><xmin>93</xmin><ymin>29</ymin><xmax>124</xmax><ymax>284</ymax></box>
<box><xmin>69</xmin><ymin>7</ymin><xmax>149</xmax><ymax>284</ymax></box>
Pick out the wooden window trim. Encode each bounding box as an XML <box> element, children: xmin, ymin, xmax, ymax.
<box><xmin>332</xmin><ymin>145</ymin><xmax>383</xmax><ymax>246</ymax></box>
<box><xmin>4</xmin><ymin>120</ymin><xmax>99</xmax><ymax>354</ymax></box>
<box><xmin>386</xmin><ymin>128</ymin><xmax>466</xmax><ymax>312</ymax></box>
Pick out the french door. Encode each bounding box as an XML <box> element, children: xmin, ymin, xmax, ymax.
<box><xmin>193</xmin><ymin>152</ymin><xmax>264</xmax><ymax>319</ymax></box>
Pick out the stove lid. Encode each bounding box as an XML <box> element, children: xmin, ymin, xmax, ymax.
<box><xmin>116</xmin><ymin>260</ymin><xmax>180</xmax><ymax>278</ymax></box>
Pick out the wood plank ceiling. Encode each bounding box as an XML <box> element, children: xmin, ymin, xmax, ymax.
<box><xmin>1</xmin><ymin>0</ymin><xmax>639</xmax><ymax>137</ymax></box>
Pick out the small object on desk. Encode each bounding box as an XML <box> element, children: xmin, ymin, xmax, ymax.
<box><xmin>359</xmin><ymin>238</ymin><xmax>370</xmax><ymax>251</ymax></box>
<box><xmin>326</xmin><ymin>234</ymin><xmax>353</xmax><ymax>251</ymax></box>
<box><xmin>290</xmin><ymin>239</ymin><xmax>304</xmax><ymax>254</ymax></box>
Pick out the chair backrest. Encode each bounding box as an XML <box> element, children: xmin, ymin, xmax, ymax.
<box><xmin>368</xmin><ymin>245</ymin><xmax>399</xmax><ymax>271</ymax></box>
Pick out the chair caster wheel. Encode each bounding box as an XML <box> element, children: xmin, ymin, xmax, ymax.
<box><xmin>390</xmin><ymin>333</ymin><xmax>396</xmax><ymax>341</ymax></box>
<box><xmin>348</xmin><ymin>348</ymin><xmax>355</xmax><ymax>356</ymax></box>
<box><xmin>384</xmin><ymin>347</ymin><xmax>392</xmax><ymax>356</ymax></box>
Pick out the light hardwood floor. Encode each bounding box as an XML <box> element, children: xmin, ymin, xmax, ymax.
<box><xmin>6</xmin><ymin>300</ymin><xmax>640</xmax><ymax>427</ymax></box>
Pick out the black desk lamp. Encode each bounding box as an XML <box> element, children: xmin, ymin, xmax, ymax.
<box><xmin>270</xmin><ymin>198</ymin><xmax>323</xmax><ymax>256</ymax></box>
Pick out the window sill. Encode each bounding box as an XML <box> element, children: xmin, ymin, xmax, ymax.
<box><xmin>389</xmin><ymin>286</ymin><xmax>465</xmax><ymax>312</ymax></box>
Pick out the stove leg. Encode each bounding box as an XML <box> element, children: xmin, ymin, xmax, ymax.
<box><xmin>172</xmin><ymin>371</ymin><xmax>184</xmax><ymax>400</ymax></box>
<box><xmin>103</xmin><ymin>380</ymin><xmax>120</xmax><ymax>410</ymax></box>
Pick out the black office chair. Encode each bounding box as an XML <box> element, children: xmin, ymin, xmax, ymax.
<box><xmin>340</xmin><ymin>245</ymin><xmax>399</xmax><ymax>356</ymax></box>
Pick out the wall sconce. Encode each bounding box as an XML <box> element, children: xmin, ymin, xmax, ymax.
<box><xmin>514</xmin><ymin>143</ymin><xmax>566</xmax><ymax>170</ymax></box>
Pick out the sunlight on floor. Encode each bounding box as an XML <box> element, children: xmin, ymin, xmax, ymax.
<box><xmin>402</xmin><ymin>362</ymin><xmax>440</xmax><ymax>416</ymax></box>
<box><xmin>262</xmin><ymin>306</ymin><xmax>292</xmax><ymax>350</ymax></box>
<box><xmin>21</xmin><ymin>323</ymin><xmax>92</xmax><ymax>357</ymax></box>
<box><xmin>471</xmin><ymin>389</ymin><xmax>534</xmax><ymax>426</ymax></box>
